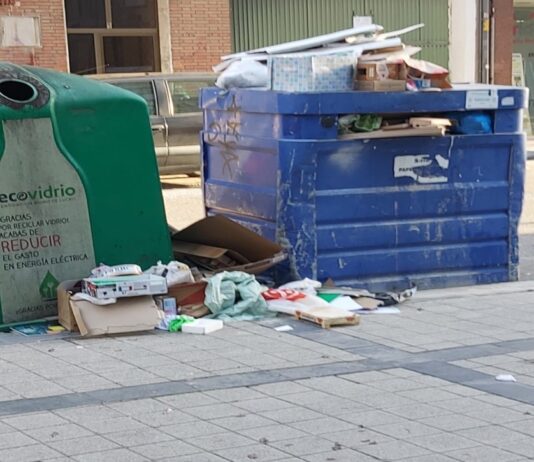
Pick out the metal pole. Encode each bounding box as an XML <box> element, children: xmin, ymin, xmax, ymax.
<box><xmin>480</xmin><ymin>0</ymin><xmax>491</xmax><ymax>83</ymax></box>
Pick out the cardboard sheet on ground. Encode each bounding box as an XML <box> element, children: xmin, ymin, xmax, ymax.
<box><xmin>70</xmin><ymin>296</ymin><xmax>161</xmax><ymax>337</ymax></box>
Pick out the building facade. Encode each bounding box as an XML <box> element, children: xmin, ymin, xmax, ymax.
<box><xmin>0</xmin><ymin>0</ymin><xmax>515</xmax><ymax>85</ymax></box>
<box><xmin>0</xmin><ymin>0</ymin><xmax>231</xmax><ymax>74</ymax></box>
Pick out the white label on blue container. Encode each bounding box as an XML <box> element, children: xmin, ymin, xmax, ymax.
<box><xmin>394</xmin><ymin>155</ymin><xmax>448</xmax><ymax>184</ymax></box>
<box><xmin>501</xmin><ymin>96</ymin><xmax>515</xmax><ymax>106</ymax></box>
<box><xmin>466</xmin><ymin>90</ymin><xmax>499</xmax><ymax>109</ymax></box>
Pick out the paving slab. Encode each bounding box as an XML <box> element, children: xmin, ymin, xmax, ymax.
<box><xmin>0</xmin><ymin>282</ymin><xmax>534</xmax><ymax>460</ymax></box>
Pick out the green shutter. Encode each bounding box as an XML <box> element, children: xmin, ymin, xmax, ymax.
<box><xmin>231</xmin><ymin>0</ymin><xmax>449</xmax><ymax>67</ymax></box>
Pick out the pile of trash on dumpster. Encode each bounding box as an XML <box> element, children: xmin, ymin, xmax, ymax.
<box><xmin>214</xmin><ymin>23</ymin><xmax>451</xmax><ymax>93</ymax></box>
<box><xmin>35</xmin><ymin>216</ymin><xmax>416</xmax><ymax>338</ymax></box>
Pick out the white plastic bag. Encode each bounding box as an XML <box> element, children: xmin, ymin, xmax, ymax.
<box><xmin>279</xmin><ymin>278</ymin><xmax>322</xmax><ymax>295</ymax></box>
<box><xmin>144</xmin><ymin>261</ymin><xmax>194</xmax><ymax>287</ymax></box>
<box><xmin>216</xmin><ymin>60</ymin><xmax>269</xmax><ymax>89</ymax></box>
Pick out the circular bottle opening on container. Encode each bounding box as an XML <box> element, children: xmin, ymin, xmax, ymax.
<box><xmin>0</xmin><ymin>79</ymin><xmax>38</xmax><ymax>104</ymax></box>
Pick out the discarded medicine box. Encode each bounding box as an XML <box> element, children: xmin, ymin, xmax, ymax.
<box><xmin>82</xmin><ymin>274</ymin><xmax>167</xmax><ymax>300</ymax></box>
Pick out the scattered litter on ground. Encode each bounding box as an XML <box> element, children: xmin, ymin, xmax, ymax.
<box><xmin>182</xmin><ymin>318</ymin><xmax>224</xmax><ymax>335</ymax></box>
<box><xmin>168</xmin><ymin>315</ymin><xmax>195</xmax><ymax>332</ymax></box>
<box><xmin>496</xmin><ymin>374</ymin><xmax>517</xmax><ymax>382</ymax></box>
<box><xmin>274</xmin><ymin>325</ymin><xmax>294</xmax><ymax>332</ymax></box>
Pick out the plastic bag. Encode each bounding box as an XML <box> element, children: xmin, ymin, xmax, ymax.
<box><xmin>144</xmin><ymin>261</ymin><xmax>194</xmax><ymax>287</ymax></box>
<box><xmin>216</xmin><ymin>60</ymin><xmax>269</xmax><ymax>89</ymax></box>
<box><xmin>205</xmin><ymin>271</ymin><xmax>275</xmax><ymax>321</ymax></box>
<box><xmin>278</xmin><ymin>278</ymin><xmax>322</xmax><ymax>295</ymax></box>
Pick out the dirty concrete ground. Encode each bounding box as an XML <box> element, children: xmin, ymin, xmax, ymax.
<box><xmin>0</xmin><ymin>166</ymin><xmax>533</xmax><ymax>461</ymax></box>
<box><xmin>1</xmin><ymin>282</ymin><xmax>534</xmax><ymax>461</ymax></box>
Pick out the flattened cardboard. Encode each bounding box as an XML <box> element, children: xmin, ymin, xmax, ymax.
<box><xmin>57</xmin><ymin>280</ymin><xmax>81</xmax><ymax>331</ymax></box>
<box><xmin>172</xmin><ymin>216</ymin><xmax>285</xmax><ymax>275</ymax></box>
<box><xmin>70</xmin><ymin>296</ymin><xmax>161</xmax><ymax>337</ymax></box>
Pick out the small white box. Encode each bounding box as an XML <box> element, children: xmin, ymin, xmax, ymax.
<box><xmin>182</xmin><ymin>319</ymin><xmax>223</xmax><ymax>335</ymax></box>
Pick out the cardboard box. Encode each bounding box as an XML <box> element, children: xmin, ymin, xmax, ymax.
<box><xmin>269</xmin><ymin>50</ymin><xmax>356</xmax><ymax>92</ymax></box>
<box><xmin>171</xmin><ymin>216</ymin><xmax>286</xmax><ymax>275</ymax></box>
<box><xmin>82</xmin><ymin>275</ymin><xmax>167</xmax><ymax>300</ymax></box>
<box><xmin>167</xmin><ymin>281</ymin><xmax>209</xmax><ymax>318</ymax></box>
<box><xmin>356</xmin><ymin>61</ymin><xmax>406</xmax><ymax>81</ymax></box>
<box><xmin>57</xmin><ymin>281</ymin><xmax>161</xmax><ymax>336</ymax></box>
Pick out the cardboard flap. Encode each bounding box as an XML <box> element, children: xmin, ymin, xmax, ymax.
<box><xmin>172</xmin><ymin>215</ymin><xmax>282</xmax><ymax>261</ymax></box>
<box><xmin>172</xmin><ymin>241</ymin><xmax>228</xmax><ymax>259</ymax></box>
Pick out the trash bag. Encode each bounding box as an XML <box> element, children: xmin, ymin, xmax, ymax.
<box><xmin>216</xmin><ymin>60</ymin><xmax>269</xmax><ymax>89</ymax></box>
<box><xmin>144</xmin><ymin>261</ymin><xmax>194</xmax><ymax>286</ymax></box>
<box><xmin>205</xmin><ymin>271</ymin><xmax>275</xmax><ymax>321</ymax></box>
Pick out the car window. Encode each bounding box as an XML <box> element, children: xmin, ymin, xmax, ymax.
<box><xmin>110</xmin><ymin>81</ymin><xmax>157</xmax><ymax>115</ymax></box>
<box><xmin>168</xmin><ymin>80</ymin><xmax>213</xmax><ymax>114</ymax></box>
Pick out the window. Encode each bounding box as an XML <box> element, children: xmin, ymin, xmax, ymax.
<box><xmin>111</xmin><ymin>0</ymin><xmax>157</xmax><ymax>28</ymax></box>
<box><xmin>110</xmin><ymin>81</ymin><xmax>157</xmax><ymax>115</ymax></box>
<box><xmin>0</xmin><ymin>16</ymin><xmax>41</xmax><ymax>47</ymax></box>
<box><xmin>65</xmin><ymin>0</ymin><xmax>159</xmax><ymax>75</ymax></box>
<box><xmin>65</xmin><ymin>0</ymin><xmax>106</xmax><ymax>28</ymax></box>
<box><xmin>68</xmin><ymin>34</ymin><xmax>96</xmax><ymax>74</ymax></box>
<box><xmin>168</xmin><ymin>80</ymin><xmax>214</xmax><ymax>114</ymax></box>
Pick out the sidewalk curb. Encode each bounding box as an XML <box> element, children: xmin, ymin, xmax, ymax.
<box><xmin>415</xmin><ymin>280</ymin><xmax>534</xmax><ymax>302</ymax></box>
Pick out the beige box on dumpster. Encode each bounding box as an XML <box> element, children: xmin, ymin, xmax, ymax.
<box><xmin>57</xmin><ymin>281</ymin><xmax>161</xmax><ymax>336</ymax></box>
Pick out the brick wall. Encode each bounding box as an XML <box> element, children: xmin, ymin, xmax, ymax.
<box><xmin>0</xmin><ymin>0</ymin><xmax>68</xmax><ymax>71</ymax></box>
<box><xmin>493</xmin><ymin>0</ymin><xmax>513</xmax><ymax>85</ymax></box>
<box><xmin>169</xmin><ymin>0</ymin><xmax>232</xmax><ymax>71</ymax></box>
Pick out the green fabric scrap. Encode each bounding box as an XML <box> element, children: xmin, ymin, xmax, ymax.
<box><xmin>168</xmin><ymin>315</ymin><xmax>195</xmax><ymax>332</ymax></box>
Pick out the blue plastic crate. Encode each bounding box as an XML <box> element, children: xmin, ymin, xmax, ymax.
<box><xmin>200</xmin><ymin>86</ymin><xmax>527</xmax><ymax>290</ymax></box>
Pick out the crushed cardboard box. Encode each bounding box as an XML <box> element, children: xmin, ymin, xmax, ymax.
<box><xmin>57</xmin><ymin>281</ymin><xmax>161</xmax><ymax>336</ymax></box>
<box><xmin>167</xmin><ymin>281</ymin><xmax>210</xmax><ymax>318</ymax></box>
<box><xmin>171</xmin><ymin>215</ymin><xmax>286</xmax><ymax>275</ymax></box>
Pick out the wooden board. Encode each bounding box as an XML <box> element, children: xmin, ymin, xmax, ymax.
<box><xmin>295</xmin><ymin>307</ymin><xmax>360</xmax><ymax>329</ymax></box>
<box><xmin>339</xmin><ymin>126</ymin><xmax>445</xmax><ymax>141</ymax></box>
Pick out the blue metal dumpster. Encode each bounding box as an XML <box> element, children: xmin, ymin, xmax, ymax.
<box><xmin>200</xmin><ymin>85</ymin><xmax>527</xmax><ymax>290</ymax></box>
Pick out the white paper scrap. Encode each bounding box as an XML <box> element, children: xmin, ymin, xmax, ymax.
<box><xmin>330</xmin><ymin>296</ymin><xmax>363</xmax><ymax>311</ymax></box>
<box><xmin>360</xmin><ymin>307</ymin><xmax>401</xmax><ymax>315</ymax></box>
<box><xmin>274</xmin><ymin>325</ymin><xmax>294</xmax><ymax>332</ymax></box>
<box><xmin>495</xmin><ymin>374</ymin><xmax>517</xmax><ymax>383</ymax></box>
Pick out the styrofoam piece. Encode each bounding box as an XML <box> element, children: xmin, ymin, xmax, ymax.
<box><xmin>495</xmin><ymin>374</ymin><xmax>517</xmax><ymax>382</ymax></box>
<box><xmin>222</xmin><ymin>25</ymin><xmax>383</xmax><ymax>61</ymax></box>
<box><xmin>182</xmin><ymin>319</ymin><xmax>223</xmax><ymax>334</ymax></box>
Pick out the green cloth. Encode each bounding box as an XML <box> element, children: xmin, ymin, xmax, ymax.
<box><xmin>205</xmin><ymin>271</ymin><xmax>275</xmax><ymax>321</ymax></box>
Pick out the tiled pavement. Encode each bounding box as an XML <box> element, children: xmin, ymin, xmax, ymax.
<box><xmin>1</xmin><ymin>281</ymin><xmax>534</xmax><ymax>460</ymax></box>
